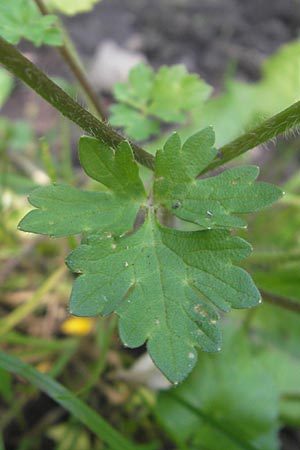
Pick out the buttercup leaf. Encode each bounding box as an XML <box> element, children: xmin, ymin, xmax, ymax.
<box><xmin>18</xmin><ymin>128</ymin><xmax>281</xmax><ymax>382</ymax></box>
<box><xmin>78</xmin><ymin>137</ymin><xmax>146</xmax><ymax>198</ymax></box>
<box><xmin>19</xmin><ymin>139</ymin><xmax>146</xmax><ymax>237</ymax></box>
<box><xmin>154</xmin><ymin>128</ymin><xmax>282</xmax><ymax>229</ymax></box>
<box><xmin>67</xmin><ymin>209</ymin><xmax>260</xmax><ymax>383</ymax></box>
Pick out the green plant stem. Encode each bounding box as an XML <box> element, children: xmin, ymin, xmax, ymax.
<box><xmin>0</xmin><ymin>37</ymin><xmax>155</xmax><ymax>171</ymax></box>
<box><xmin>261</xmin><ymin>289</ymin><xmax>300</xmax><ymax>314</ymax></box>
<box><xmin>0</xmin><ymin>266</ymin><xmax>65</xmax><ymax>336</ymax></box>
<box><xmin>34</xmin><ymin>0</ymin><xmax>106</xmax><ymax>120</ymax></box>
<box><xmin>203</xmin><ymin>99</ymin><xmax>300</xmax><ymax>173</ymax></box>
<box><xmin>0</xmin><ymin>351</ymin><xmax>139</xmax><ymax>450</ymax></box>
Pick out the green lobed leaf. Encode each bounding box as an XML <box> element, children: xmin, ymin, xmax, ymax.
<box><xmin>148</xmin><ymin>65</ymin><xmax>212</xmax><ymax>122</ymax></box>
<box><xmin>154</xmin><ymin>127</ymin><xmax>282</xmax><ymax>229</ymax></box>
<box><xmin>18</xmin><ymin>139</ymin><xmax>146</xmax><ymax>237</ymax></box>
<box><xmin>0</xmin><ymin>0</ymin><xmax>62</xmax><ymax>46</ymax></box>
<box><xmin>66</xmin><ymin>209</ymin><xmax>260</xmax><ymax>383</ymax></box>
<box><xmin>78</xmin><ymin>137</ymin><xmax>146</xmax><ymax>198</ymax></box>
<box><xmin>156</xmin><ymin>328</ymin><xmax>280</xmax><ymax>450</ymax></box>
<box><xmin>18</xmin><ymin>128</ymin><xmax>282</xmax><ymax>382</ymax></box>
<box><xmin>110</xmin><ymin>63</ymin><xmax>212</xmax><ymax>141</ymax></box>
<box><xmin>113</xmin><ymin>63</ymin><xmax>154</xmax><ymax>109</ymax></box>
<box><xmin>109</xmin><ymin>104</ymin><xmax>160</xmax><ymax>141</ymax></box>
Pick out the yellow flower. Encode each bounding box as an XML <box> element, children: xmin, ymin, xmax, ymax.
<box><xmin>61</xmin><ymin>317</ymin><xmax>95</xmax><ymax>336</ymax></box>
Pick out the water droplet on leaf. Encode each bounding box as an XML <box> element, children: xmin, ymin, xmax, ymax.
<box><xmin>172</xmin><ymin>200</ymin><xmax>181</xmax><ymax>209</ymax></box>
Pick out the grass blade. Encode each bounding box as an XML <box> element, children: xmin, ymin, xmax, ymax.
<box><xmin>0</xmin><ymin>351</ymin><xmax>139</xmax><ymax>450</ymax></box>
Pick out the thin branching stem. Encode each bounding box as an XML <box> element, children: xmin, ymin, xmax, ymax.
<box><xmin>0</xmin><ymin>37</ymin><xmax>155</xmax><ymax>170</ymax></box>
<box><xmin>34</xmin><ymin>0</ymin><xmax>106</xmax><ymax>120</ymax></box>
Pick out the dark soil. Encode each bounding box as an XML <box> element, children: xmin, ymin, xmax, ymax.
<box><xmin>64</xmin><ymin>0</ymin><xmax>300</xmax><ymax>86</ymax></box>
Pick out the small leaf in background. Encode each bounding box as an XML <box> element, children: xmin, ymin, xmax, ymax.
<box><xmin>154</xmin><ymin>128</ymin><xmax>282</xmax><ymax>229</ymax></box>
<box><xmin>0</xmin><ymin>68</ymin><xmax>14</xmax><ymax>109</ymax></box>
<box><xmin>109</xmin><ymin>104</ymin><xmax>160</xmax><ymax>142</ymax></box>
<box><xmin>45</xmin><ymin>0</ymin><xmax>101</xmax><ymax>15</ymax></box>
<box><xmin>0</xmin><ymin>0</ymin><xmax>62</xmax><ymax>46</ymax></box>
<box><xmin>67</xmin><ymin>210</ymin><xmax>260</xmax><ymax>383</ymax></box>
<box><xmin>18</xmin><ymin>138</ymin><xmax>146</xmax><ymax>237</ymax></box>
<box><xmin>113</xmin><ymin>63</ymin><xmax>154</xmax><ymax>109</ymax></box>
<box><xmin>148</xmin><ymin>65</ymin><xmax>212</xmax><ymax>122</ymax></box>
<box><xmin>156</xmin><ymin>329</ymin><xmax>280</xmax><ymax>450</ymax></box>
<box><xmin>110</xmin><ymin>62</ymin><xmax>212</xmax><ymax>141</ymax></box>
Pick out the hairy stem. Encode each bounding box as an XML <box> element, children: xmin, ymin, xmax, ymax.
<box><xmin>34</xmin><ymin>0</ymin><xmax>106</xmax><ymax>120</ymax></box>
<box><xmin>0</xmin><ymin>37</ymin><xmax>155</xmax><ymax>170</ymax></box>
<box><xmin>203</xmin><ymin>99</ymin><xmax>300</xmax><ymax>173</ymax></box>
